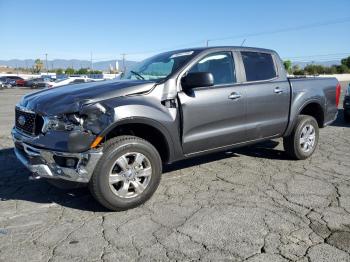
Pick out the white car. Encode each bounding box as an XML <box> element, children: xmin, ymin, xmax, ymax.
<box><xmin>50</xmin><ymin>77</ymin><xmax>95</xmax><ymax>88</ymax></box>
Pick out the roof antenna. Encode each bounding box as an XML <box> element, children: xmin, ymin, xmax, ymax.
<box><xmin>240</xmin><ymin>39</ymin><xmax>246</xmax><ymax>46</ymax></box>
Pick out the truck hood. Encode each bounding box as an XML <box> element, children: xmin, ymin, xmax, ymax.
<box><xmin>21</xmin><ymin>79</ymin><xmax>156</xmax><ymax>115</ymax></box>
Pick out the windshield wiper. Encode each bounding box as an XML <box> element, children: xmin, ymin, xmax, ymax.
<box><xmin>130</xmin><ymin>71</ymin><xmax>145</xmax><ymax>80</ymax></box>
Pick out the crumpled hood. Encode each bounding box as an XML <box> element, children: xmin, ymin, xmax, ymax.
<box><xmin>21</xmin><ymin>79</ymin><xmax>155</xmax><ymax>115</ymax></box>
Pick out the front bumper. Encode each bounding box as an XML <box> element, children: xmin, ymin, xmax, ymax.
<box><xmin>12</xmin><ymin>128</ymin><xmax>103</xmax><ymax>183</ymax></box>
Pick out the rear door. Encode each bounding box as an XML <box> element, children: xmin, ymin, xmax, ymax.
<box><xmin>178</xmin><ymin>51</ymin><xmax>247</xmax><ymax>154</ymax></box>
<box><xmin>240</xmin><ymin>51</ymin><xmax>290</xmax><ymax>140</ymax></box>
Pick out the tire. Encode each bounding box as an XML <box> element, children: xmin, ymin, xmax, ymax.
<box><xmin>89</xmin><ymin>135</ymin><xmax>162</xmax><ymax>211</ymax></box>
<box><xmin>283</xmin><ymin>115</ymin><xmax>319</xmax><ymax>160</ymax></box>
<box><xmin>344</xmin><ymin>111</ymin><xmax>350</xmax><ymax>123</ymax></box>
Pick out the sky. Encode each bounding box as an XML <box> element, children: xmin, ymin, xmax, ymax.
<box><xmin>0</xmin><ymin>0</ymin><xmax>350</xmax><ymax>62</ymax></box>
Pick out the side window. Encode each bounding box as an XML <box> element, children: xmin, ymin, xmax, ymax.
<box><xmin>189</xmin><ymin>52</ymin><xmax>236</xmax><ymax>85</ymax></box>
<box><xmin>241</xmin><ymin>52</ymin><xmax>277</xmax><ymax>81</ymax></box>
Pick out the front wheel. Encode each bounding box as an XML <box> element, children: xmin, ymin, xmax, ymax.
<box><xmin>89</xmin><ymin>136</ymin><xmax>162</xmax><ymax>211</ymax></box>
<box><xmin>283</xmin><ymin>115</ymin><xmax>319</xmax><ymax>160</ymax></box>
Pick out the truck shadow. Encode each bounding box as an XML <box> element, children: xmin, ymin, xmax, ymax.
<box><xmin>164</xmin><ymin>140</ymin><xmax>286</xmax><ymax>173</ymax></box>
<box><xmin>0</xmin><ymin>140</ymin><xmax>287</xmax><ymax>212</ymax></box>
<box><xmin>0</xmin><ymin>148</ymin><xmax>106</xmax><ymax>212</ymax></box>
<box><xmin>330</xmin><ymin>109</ymin><xmax>350</xmax><ymax>128</ymax></box>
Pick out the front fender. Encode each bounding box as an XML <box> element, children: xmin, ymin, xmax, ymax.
<box><xmin>99</xmin><ymin>96</ymin><xmax>183</xmax><ymax>163</ymax></box>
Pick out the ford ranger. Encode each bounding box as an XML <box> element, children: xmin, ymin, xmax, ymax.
<box><xmin>12</xmin><ymin>47</ymin><xmax>341</xmax><ymax>211</ymax></box>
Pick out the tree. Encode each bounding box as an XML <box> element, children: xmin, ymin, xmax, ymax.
<box><xmin>335</xmin><ymin>64</ymin><xmax>349</xmax><ymax>74</ymax></box>
<box><xmin>304</xmin><ymin>64</ymin><xmax>326</xmax><ymax>75</ymax></box>
<box><xmin>90</xmin><ymin>70</ymin><xmax>102</xmax><ymax>74</ymax></box>
<box><xmin>76</xmin><ymin>68</ymin><xmax>89</xmax><ymax>75</ymax></box>
<box><xmin>341</xmin><ymin>56</ymin><xmax>350</xmax><ymax>68</ymax></box>
<box><xmin>65</xmin><ymin>67</ymin><xmax>75</xmax><ymax>75</ymax></box>
<box><xmin>33</xmin><ymin>59</ymin><xmax>44</xmax><ymax>73</ymax></box>
<box><xmin>283</xmin><ymin>60</ymin><xmax>292</xmax><ymax>74</ymax></box>
<box><xmin>293</xmin><ymin>69</ymin><xmax>305</xmax><ymax>75</ymax></box>
<box><xmin>55</xmin><ymin>68</ymin><xmax>64</xmax><ymax>75</ymax></box>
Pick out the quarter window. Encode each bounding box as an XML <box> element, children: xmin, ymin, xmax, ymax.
<box><xmin>241</xmin><ymin>52</ymin><xmax>277</xmax><ymax>81</ymax></box>
<box><xmin>189</xmin><ymin>52</ymin><xmax>236</xmax><ymax>85</ymax></box>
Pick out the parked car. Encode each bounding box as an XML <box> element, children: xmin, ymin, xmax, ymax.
<box><xmin>0</xmin><ymin>76</ymin><xmax>24</xmax><ymax>87</ymax></box>
<box><xmin>12</xmin><ymin>46</ymin><xmax>340</xmax><ymax>211</ymax></box>
<box><xmin>50</xmin><ymin>77</ymin><xmax>93</xmax><ymax>87</ymax></box>
<box><xmin>26</xmin><ymin>77</ymin><xmax>55</xmax><ymax>89</ymax></box>
<box><xmin>0</xmin><ymin>77</ymin><xmax>17</xmax><ymax>88</ymax></box>
<box><xmin>0</xmin><ymin>79</ymin><xmax>4</xmax><ymax>89</ymax></box>
<box><xmin>3</xmin><ymin>76</ymin><xmax>25</xmax><ymax>86</ymax></box>
<box><xmin>344</xmin><ymin>84</ymin><xmax>350</xmax><ymax>122</ymax></box>
<box><xmin>16</xmin><ymin>78</ymin><xmax>26</xmax><ymax>87</ymax></box>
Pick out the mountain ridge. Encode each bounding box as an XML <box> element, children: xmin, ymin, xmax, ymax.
<box><xmin>0</xmin><ymin>59</ymin><xmax>342</xmax><ymax>71</ymax></box>
<box><xmin>0</xmin><ymin>59</ymin><xmax>137</xmax><ymax>71</ymax></box>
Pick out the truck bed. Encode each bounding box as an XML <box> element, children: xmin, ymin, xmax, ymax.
<box><xmin>288</xmin><ymin>76</ymin><xmax>339</xmax><ymax>127</ymax></box>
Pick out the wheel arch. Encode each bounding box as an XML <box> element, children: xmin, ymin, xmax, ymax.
<box><xmin>284</xmin><ymin>99</ymin><xmax>325</xmax><ymax>137</ymax></box>
<box><xmin>298</xmin><ymin>101</ymin><xmax>325</xmax><ymax>128</ymax></box>
<box><xmin>99</xmin><ymin>117</ymin><xmax>175</xmax><ymax>163</ymax></box>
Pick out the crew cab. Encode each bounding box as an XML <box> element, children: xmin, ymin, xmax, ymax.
<box><xmin>12</xmin><ymin>46</ymin><xmax>341</xmax><ymax>210</ymax></box>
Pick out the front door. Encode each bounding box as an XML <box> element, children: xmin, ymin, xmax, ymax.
<box><xmin>178</xmin><ymin>51</ymin><xmax>247</xmax><ymax>155</ymax></box>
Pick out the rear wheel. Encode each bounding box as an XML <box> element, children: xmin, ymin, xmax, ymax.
<box><xmin>283</xmin><ymin>115</ymin><xmax>319</xmax><ymax>160</ymax></box>
<box><xmin>344</xmin><ymin>110</ymin><xmax>350</xmax><ymax>123</ymax></box>
<box><xmin>89</xmin><ymin>136</ymin><xmax>162</xmax><ymax>211</ymax></box>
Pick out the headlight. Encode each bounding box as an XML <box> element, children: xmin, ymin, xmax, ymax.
<box><xmin>42</xmin><ymin>115</ymin><xmax>81</xmax><ymax>133</ymax></box>
<box><xmin>41</xmin><ymin>102</ymin><xmax>112</xmax><ymax>135</ymax></box>
<box><xmin>79</xmin><ymin>103</ymin><xmax>111</xmax><ymax>134</ymax></box>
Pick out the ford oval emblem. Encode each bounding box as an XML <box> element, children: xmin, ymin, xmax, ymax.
<box><xmin>18</xmin><ymin>115</ymin><xmax>26</xmax><ymax>126</ymax></box>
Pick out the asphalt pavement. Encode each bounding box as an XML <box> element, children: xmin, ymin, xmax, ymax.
<box><xmin>0</xmin><ymin>82</ymin><xmax>349</xmax><ymax>261</ymax></box>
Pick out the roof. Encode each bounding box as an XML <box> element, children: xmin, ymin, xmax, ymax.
<box><xmin>166</xmin><ymin>46</ymin><xmax>276</xmax><ymax>54</ymax></box>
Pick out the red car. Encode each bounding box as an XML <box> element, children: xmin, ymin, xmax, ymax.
<box><xmin>16</xmin><ymin>79</ymin><xmax>26</xmax><ymax>86</ymax></box>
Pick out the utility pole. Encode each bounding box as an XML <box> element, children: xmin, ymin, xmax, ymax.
<box><xmin>121</xmin><ymin>53</ymin><xmax>126</xmax><ymax>73</ymax></box>
<box><xmin>206</xmin><ymin>40</ymin><xmax>209</xmax><ymax>47</ymax></box>
<box><xmin>90</xmin><ymin>51</ymin><xmax>93</xmax><ymax>70</ymax></box>
<box><xmin>45</xmin><ymin>53</ymin><xmax>48</xmax><ymax>75</ymax></box>
<box><xmin>240</xmin><ymin>39</ymin><xmax>246</xmax><ymax>46</ymax></box>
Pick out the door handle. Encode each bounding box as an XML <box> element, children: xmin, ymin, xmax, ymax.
<box><xmin>228</xmin><ymin>93</ymin><xmax>241</xmax><ymax>100</ymax></box>
<box><xmin>274</xmin><ymin>87</ymin><xmax>283</xmax><ymax>94</ymax></box>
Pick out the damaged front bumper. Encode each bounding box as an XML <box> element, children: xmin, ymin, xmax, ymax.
<box><xmin>12</xmin><ymin>128</ymin><xmax>103</xmax><ymax>183</ymax></box>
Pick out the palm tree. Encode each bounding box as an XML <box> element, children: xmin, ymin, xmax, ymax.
<box><xmin>33</xmin><ymin>59</ymin><xmax>44</xmax><ymax>73</ymax></box>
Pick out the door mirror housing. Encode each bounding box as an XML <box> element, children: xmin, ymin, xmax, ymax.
<box><xmin>181</xmin><ymin>72</ymin><xmax>214</xmax><ymax>90</ymax></box>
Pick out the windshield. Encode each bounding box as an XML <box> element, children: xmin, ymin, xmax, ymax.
<box><xmin>121</xmin><ymin>50</ymin><xmax>198</xmax><ymax>81</ymax></box>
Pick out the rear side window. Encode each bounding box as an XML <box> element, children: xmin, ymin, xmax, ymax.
<box><xmin>241</xmin><ymin>52</ymin><xmax>277</xmax><ymax>81</ymax></box>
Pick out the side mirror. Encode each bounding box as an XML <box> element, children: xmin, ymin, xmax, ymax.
<box><xmin>181</xmin><ymin>72</ymin><xmax>214</xmax><ymax>90</ymax></box>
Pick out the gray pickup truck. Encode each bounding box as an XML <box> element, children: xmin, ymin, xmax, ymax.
<box><xmin>12</xmin><ymin>46</ymin><xmax>341</xmax><ymax>210</ymax></box>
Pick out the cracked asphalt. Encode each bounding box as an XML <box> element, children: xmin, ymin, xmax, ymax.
<box><xmin>0</xmin><ymin>83</ymin><xmax>350</xmax><ymax>262</ymax></box>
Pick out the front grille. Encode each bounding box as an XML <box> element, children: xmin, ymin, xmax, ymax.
<box><xmin>15</xmin><ymin>107</ymin><xmax>43</xmax><ymax>135</ymax></box>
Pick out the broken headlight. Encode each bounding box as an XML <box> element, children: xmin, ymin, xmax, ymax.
<box><xmin>41</xmin><ymin>102</ymin><xmax>112</xmax><ymax>135</ymax></box>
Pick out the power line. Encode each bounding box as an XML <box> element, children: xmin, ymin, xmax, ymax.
<box><xmin>205</xmin><ymin>17</ymin><xmax>350</xmax><ymax>44</ymax></box>
<box><xmin>123</xmin><ymin>16</ymin><xmax>350</xmax><ymax>56</ymax></box>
